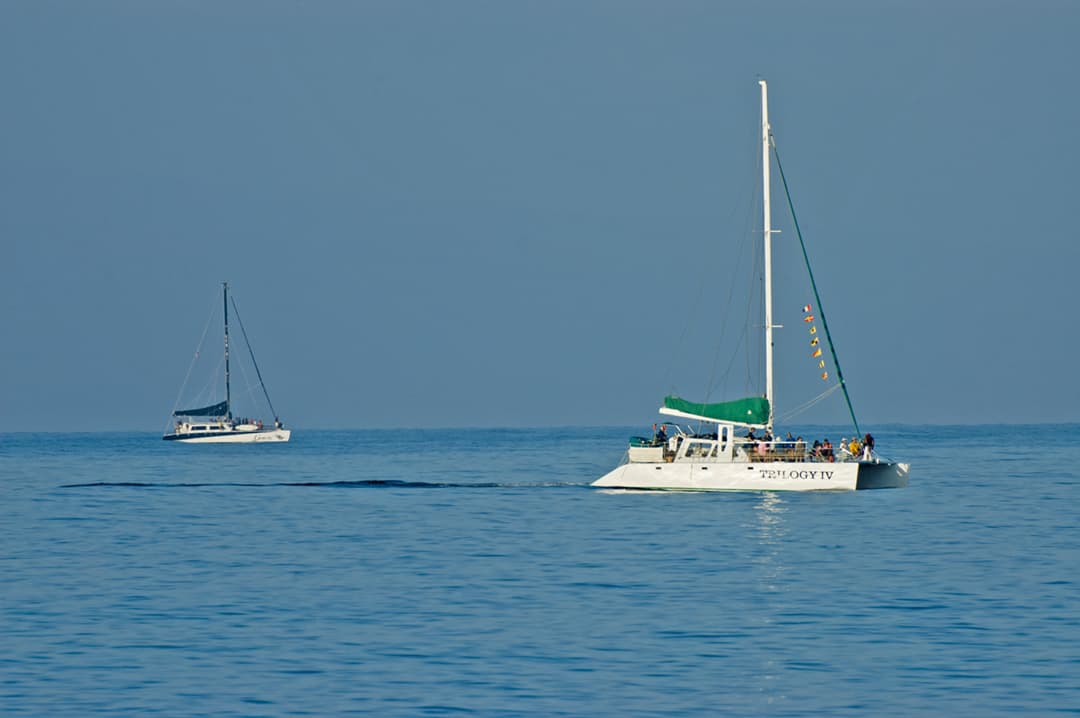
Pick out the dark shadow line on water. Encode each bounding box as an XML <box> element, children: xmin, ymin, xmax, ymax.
<box><xmin>61</xmin><ymin>480</ymin><xmax>591</xmax><ymax>490</ymax></box>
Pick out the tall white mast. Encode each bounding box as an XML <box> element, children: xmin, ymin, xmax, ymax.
<box><xmin>760</xmin><ymin>80</ymin><xmax>775</xmax><ymax>431</ymax></box>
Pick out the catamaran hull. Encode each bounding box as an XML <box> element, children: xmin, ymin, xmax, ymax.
<box><xmin>592</xmin><ymin>460</ymin><xmax>908</xmax><ymax>492</ymax></box>
<box><xmin>855</xmin><ymin>461</ymin><xmax>910</xmax><ymax>489</ymax></box>
<box><xmin>164</xmin><ymin>429</ymin><xmax>292</xmax><ymax>444</ymax></box>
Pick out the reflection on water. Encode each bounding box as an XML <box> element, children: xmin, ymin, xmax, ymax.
<box><xmin>754</xmin><ymin>491</ymin><xmax>789</xmax><ymax>703</ymax></box>
<box><xmin>754</xmin><ymin>491</ymin><xmax>787</xmax><ymax>545</ymax></box>
<box><xmin>753</xmin><ymin>491</ymin><xmax>788</xmax><ymax>593</ymax></box>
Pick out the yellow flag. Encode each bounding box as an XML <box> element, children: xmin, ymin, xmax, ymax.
<box><xmin>810</xmin><ymin>338</ymin><xmax>819</xmax><ymax>347</ymax></box>
<box><xmin>809</xmin><ymin>326</ymin><xmax>817</xmax><ymax>335</ymax></box>
<box><xmin>812</xmin><ymin>348</ymin><xmax>823</xmax><ymax>358</ymax></box>
<box><xmin>819</xmin><ymin>360</ymin><xmax>826</xmax><ymax>368</ymax></box>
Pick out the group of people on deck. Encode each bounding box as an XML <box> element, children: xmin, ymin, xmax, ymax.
<box><xmin>744</xmin><ymin>429</ymin><xmax>876</xmax><ymax>462</ymax></box>
<box><xmin>650</xmin><ymin>423</ymin><xmax>877</xmax><ymax>463</ymax></box>
<box><xmin>809</xmin><ymin>433</ymin><xmax>875</xmax><ymax>462</ymax></box>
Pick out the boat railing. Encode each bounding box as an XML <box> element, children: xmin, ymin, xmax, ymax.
<box><xmin>627</xmin><ymin>435</ymin><xmax>877</xmax><ymax>464</ymax></box>
<box><xmin>735</xmin><ymin>440</ymin><xmax>871</xmax><ymax>463</ymax></box>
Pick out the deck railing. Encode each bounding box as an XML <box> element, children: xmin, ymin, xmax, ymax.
<box><xmin>736</xmin><ymin>440</ymin><xmax>869</xmax><ymax>463</ymax></box>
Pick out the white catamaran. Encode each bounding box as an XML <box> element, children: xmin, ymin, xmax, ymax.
<box><xmin>593</xmin><ymin>80</ymin><xmax>909</xmax><ymax>491</ymax></box>
<box><xmin>164</xmin><ymin>282</ymin><xmax>291</xmax><ymax>444</ymax></box>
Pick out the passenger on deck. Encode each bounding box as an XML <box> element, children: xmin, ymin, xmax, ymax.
<box><xmin>862</xmin><ymin>433</ymin><xmax>875</xmax><ymax>461</ymax></box>
<box><xmin>822</xmin><ymin>438</ymin><xmax>835</xmax><ymax>462</ymax></box>
<box><xmin>656</xmin><ymin>424</ymin><xmax>668</xmax><ymax>444</ymax></box>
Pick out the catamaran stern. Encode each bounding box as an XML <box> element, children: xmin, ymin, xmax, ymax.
<box><xmin>854</xmin><ymin>461</ymin><xmax>910</xmax><ymax>489</ymax></box>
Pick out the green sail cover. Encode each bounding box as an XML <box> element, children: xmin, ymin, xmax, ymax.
<box><xmin>664</xmin><ymin>395</ymin><xmax>770</xmax><ymax>425</ymax></box>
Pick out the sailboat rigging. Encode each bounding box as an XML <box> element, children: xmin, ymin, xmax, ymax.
<box><xmin>592</xmin><ymin>80</ymin><xmax>909</xmax><ymax>491</ymax></box>
<box><xmin>163</xmin><ymin>282</ymin><xmax>291</xmax><ymax>444</ymax></box>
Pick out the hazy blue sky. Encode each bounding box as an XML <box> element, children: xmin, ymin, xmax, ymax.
<box><xmin>2</xmin><ymin>0</ymin><xmax>1078</xmax><ymax>432</ymax></box>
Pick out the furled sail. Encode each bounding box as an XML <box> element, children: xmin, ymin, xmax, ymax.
<box><xmin>173</xmin><ymin>400</ymin><xmax>228</xmax><ymax>417</ymax></box>
<box><xmin>661</xmin><ymin>395</ymin><xmax>770</xmax><ymax>425</ymax></box>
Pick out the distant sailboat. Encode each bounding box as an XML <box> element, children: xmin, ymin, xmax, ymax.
<box><xmin>593</xmin><ymin>80</ymin><xmax>909</xmax><ymax>491</ymax></box>
<box><xmin>164</xmin><ymin>282</ymin><xmax>291</xmax><ymax>444</ymax></box>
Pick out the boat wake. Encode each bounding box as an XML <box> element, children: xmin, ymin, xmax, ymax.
<box><xmin>61</xmin><ymin>479</ymin><xmax>589</xmax><ymax>490</ymax></box>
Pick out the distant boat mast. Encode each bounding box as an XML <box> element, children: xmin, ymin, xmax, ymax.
<box><xmin>223</xmin><ymin>281</ymin><xmax>231</xmax><ymax>420</ymax></box>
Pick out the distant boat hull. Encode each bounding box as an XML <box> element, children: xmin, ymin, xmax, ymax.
<box><xmin>163</xmin><ymin>428</ymin><xmax>291</xmax><ymax>444</ymax></box>
<box><xmin>592</xmin><ymin>459</ymin><xmax>909</xmax><ymax>492</ymax></box>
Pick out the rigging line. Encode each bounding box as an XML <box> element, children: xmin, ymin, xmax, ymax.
<box><xmin>668</xmin><ymin>124</ymin><xmax>758</xmax><ymax>400</ymax></box>
<box><xmin>747</xmin><ymin>220</ymin><xmax>764</xmax><ymax>397</ymax></box>
<box><xmin>704</xmin><ymin>224</ymin><xmax>757</xmax><ymax>405</ymax></box>
<box><xmin>746</xmin><ymin>128</ymin><xmax>767</xmax><ymax>399</ymax></box>
<box><xmin>770</xmin><ymin>136</ymin><xmax>860</xmax><ymax>437</ymax></box>
<box><xmin>736</xmin><ymin>130</ymin><xmax>765</xmax><ymax>401</ymax></box>
<box><xmin>698</xmin><ymin>233</ymin><xmax>755</xmax><ymax>406</ymax></box>
<box><xmin>166</xmin><ymin>290</ymin><xmax>218</xmax><ymax>430</ymax></box>
<box><xmin>712</xmin><ymin>309</ymin><xmax>750</xmax><ymax>405</ymax></box>
<box><xmin>734</xmin><ymin>196</ymin><xmax>768</xmax><ymax>399</ymax></box>
<box><xmin>232</xmin><ymin>351</ymin><xmax>259</xmax><ymax>412</ymax></box>
<box><xmin>192</xmin><ymin>355</ymin><xmax>227</xmax><ymax>410</ymax></box>
<box><xmin>662</xmin><ymin>244</ymin><xmax>711</xmax><ymax>396</ymax></box>
<box><xmin>700</xmin><ymin>227</ymin><xmax>749</xmax><ymax>402</ymax></box>
<box><xmin>776</xmin><ymin>382</ymin><xmax>843</xmax><ymax>423</ymax></box>
<box><xmin>230</xmin><ymin>296</ymin><xmax>279</xmax><ymax>421</ymax></box>
<box><xmin>703</xmin><ymin>133</ymin><xmax>760</xmax><ymax>405</ymax></box>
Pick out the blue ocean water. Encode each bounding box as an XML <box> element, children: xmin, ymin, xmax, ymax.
<box><xmin>2</xmin><ymin>425</ymin><xmax>1078</xmax><ymax>716</ymax></box>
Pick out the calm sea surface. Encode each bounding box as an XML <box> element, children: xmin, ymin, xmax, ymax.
<box><xmin>2</xmin><ymin>425</ymin><xmax>1078</xmax><ymax>716</ymax></box>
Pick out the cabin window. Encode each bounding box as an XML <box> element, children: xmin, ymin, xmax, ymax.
<box><xmin>684</xmin><ymin>441</ymin><xmax>718</xmax><ymax>459</ymax></box>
